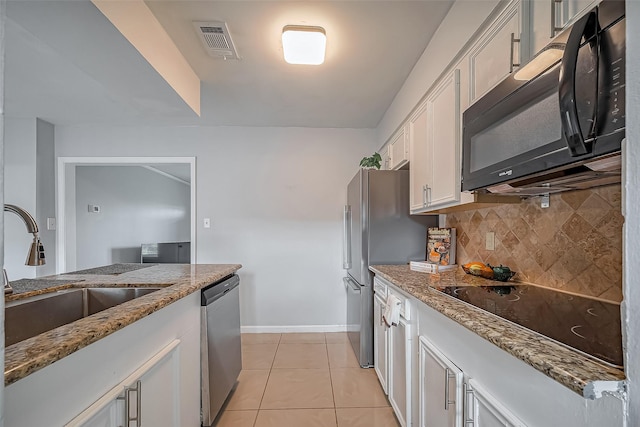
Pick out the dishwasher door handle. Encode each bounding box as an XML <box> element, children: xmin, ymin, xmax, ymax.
<box><xmin>206</xmin><ymin>287</ymin><xmax>233</xmax><ymax>304</ymax></box>
<box><xmin>202</xmin><ymin>275</ymin><xmax>240</xmax><ymax>305</ymax></box>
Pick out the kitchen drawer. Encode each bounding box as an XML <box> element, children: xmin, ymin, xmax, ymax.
<box><xmin>388</xmin><ymin>286</ymin><xmax>411</xmax><ymax>321</ymax></box>
<box><xmin>374</xmin><ymin>276</ymin><xmax>412</xmax><ymax>320</ymax></box>
<box><xmin>374</xmin><ymin>277</ymin><xmax>388</xmax><ymax>298</ymax></box>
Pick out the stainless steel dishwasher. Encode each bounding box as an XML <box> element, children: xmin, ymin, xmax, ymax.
<box><xmin>201</xmin><ymin>274</ymin><xmax>242</xmax><ymax>426</ymax></box>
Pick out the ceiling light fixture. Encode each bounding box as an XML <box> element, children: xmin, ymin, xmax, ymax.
<box><xmin>282</xmin><ymin>25</ymin><xmax>326</xmax><ymax>65</ymax></box>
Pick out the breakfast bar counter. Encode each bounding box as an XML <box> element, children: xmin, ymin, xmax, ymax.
<box><xmin>4</xmin><ymin>263</ymin><xmax>241</xmax><ymax>386</ymax></box>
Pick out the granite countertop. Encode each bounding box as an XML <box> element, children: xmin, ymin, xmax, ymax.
<box><xmin>4</xmin><ymin>263</ymin><xmax>241</xmax><ymax>386</ymax></box>
<box><xmin>370</xmin><ymin>264</ymin><xmax>626</xmax><ymax>399</ymax></box>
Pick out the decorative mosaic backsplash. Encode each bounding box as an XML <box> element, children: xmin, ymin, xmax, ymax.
<box><xmin>445</xmin><ymin>185</ymin><xmax>623</xmax><ymax>302</ymax></box>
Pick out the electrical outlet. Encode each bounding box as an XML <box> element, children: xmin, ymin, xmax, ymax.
<box><xmin>204</xmin><ymin>218</ymin><xmax>211</xmax><ymax>228</ymax></box>
<box><xmin>485</xmin><ymin>232</ymin><xmax>495</xmax><ymax>251</ymax></box>
<box><xmin>88</xmin><ymin>204</ymin><xmax>100</xmax><ymax>213</ymax></box>
<box><xmin>541</xmin><ymin>193</ymin><xmax>550</xmax><ymax>208</ymax></box>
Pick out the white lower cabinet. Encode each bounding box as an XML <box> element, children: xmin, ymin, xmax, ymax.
<box><xmin>371</xmin><ymin>274</ymin><xmax>625</xmax><ymax>427</ymax></box>
<box><xmin>418</xmin><ymin>334</ymin><xmax>525</xmax><ymax>427</ymax></box>
<box><xmin>419</xmin><ymin>336</ymin><xmax>464</xmax><ymax>427</ymax></box>
<box><xmin>465</xmin><ymin>379</ymin><xmax>526</xmax><ymax>427</ymax></box>
<box><xmin>373</xmin><ymin>277</ymin><xmax>413</xmax><ymax>427</ymax></box>
<box><xmin>389</xmin><ymin>315</ymin><xmax>411</xmax><ymax>427</ymax></box>
<box><xmin>373</xmin><ymin>292</ymin><xmax>389</xmax><ymax>394</ymax></box>
<box><xmin>5</xmin><ymin>293</ymin><xmax>201</xmax><ymax>427</ymax></box>
<box><xmin>416</xmin><ymin>310</ymin><xmax>526</xmax><ymax>427</ymax></box>
<box><xmin>68</xmin><ymin>340</ymin><xmax>182</xmax><ymax>427</ymax></box>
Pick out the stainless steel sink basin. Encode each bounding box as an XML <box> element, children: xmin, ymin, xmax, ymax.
<box><xmin>5</xmin><ymin>287</ymin><xmax>161</xmax><ymax>347</ymax></box>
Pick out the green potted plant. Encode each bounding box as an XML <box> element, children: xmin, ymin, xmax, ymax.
<box><xmin>359</xmin><ymin>152</ymin><xmax>382</xmax><ymax>170</ymax></box>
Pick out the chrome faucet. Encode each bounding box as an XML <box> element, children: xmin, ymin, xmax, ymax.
<box><xmin>3</xmin><ymin>204</ymin><xmax>47</xmax><ymax>294</ymax></box>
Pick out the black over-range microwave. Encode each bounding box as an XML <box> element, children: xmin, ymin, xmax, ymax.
<box><xmin>462</xmin><ymin>0</ymin><xmax>625</xmax><ymax>196</ymax></box>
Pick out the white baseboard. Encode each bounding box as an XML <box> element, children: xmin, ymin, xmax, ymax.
<box><xmin>241</xmin><ymin>325</ymin><xmax>347</xmax><ymax>334</ymax></box>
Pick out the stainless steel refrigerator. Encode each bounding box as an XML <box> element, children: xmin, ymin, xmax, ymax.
<box><xmin>342</xmin><ymin>169</ymin><xmax>436</xmax><ymax>367</ymax></box>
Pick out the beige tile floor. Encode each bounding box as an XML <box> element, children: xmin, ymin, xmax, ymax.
<box><xmin>213</xmin><ymin>332</ymin><xmax>400</xmax><ymax>427</ymax></box>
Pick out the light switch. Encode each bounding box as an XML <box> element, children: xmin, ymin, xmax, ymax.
<box><xmin>485</xmin><ymin>232</ymin><xmax>495</xmax><ymax>251</ymax></box>
<box><xmin>204</xmin><ymin>218</ymin><xmax>211</xmax><ymax>228</ymax></box>
<box><xmin>47</xmin><ymin>217</ymin><xmax>56</xmax><ymax>231</ymax></box>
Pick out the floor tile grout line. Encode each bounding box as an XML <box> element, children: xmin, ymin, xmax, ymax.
<box><xmin>326</xmin><ymin>339</ymin><xmax>340</xmax><ymax>427</ymax></box>
<box><xmin>233</xmin><ymin>333</ymin><xmax>397</xmax><ymax>426</ymax></box>
<box><xmin>234</xmin><ymin>333</ymin><xmax>361</xmax><ymax>426</ymax></box>
<box><xmin>253</xmin><ymin>333</ymin><xmax>281</xmax><ymax>426</ymax></box>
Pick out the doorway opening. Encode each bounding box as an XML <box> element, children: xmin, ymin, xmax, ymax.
<box><xmin>56</xmin><ymin>157</ymin><xmax>196</xmax><ymax>273</ymax></box>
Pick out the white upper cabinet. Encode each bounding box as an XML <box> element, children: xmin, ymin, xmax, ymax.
<box><xmin>469</xmin><ymin>0</ymin><xmax>529</xmax><ymax>103</ymax></box>
<box><xmin>398</xmin><ymin>0</ymin><xmax>532</xmax><ymax>214</ymax></box>
<box><xmin>409</xmin><ymin>102</ymin><xmax>430</xmax><ymax>212</ymax></box>
<box><xmin>530</xmin><ymin>0</ymin><xmax>597</xmax><ymax>56</ymax></box>
<box><xmin>382</xmin><ymin>145</ymin><xmax>392</xmax><ymax>170</ymax></box>
<box><xmin>388</xmin><ymin>125</ymin><xmax>410</xmax><ymax>170</ymax></box>
<box><xmin>410</xmin><ymin>69</ymin><xmax>461</xmax><ymax>213</ymax></box>
<box><xmin>426</xmin><ymin>69</ymin><xmax>461</xmax><ymax>208</ymax></box>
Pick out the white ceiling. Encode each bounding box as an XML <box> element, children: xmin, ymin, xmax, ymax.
<box><xmin>5</xmin><ymin>0</ymin><xmax>454</xmax><ymax>129</ymax></box>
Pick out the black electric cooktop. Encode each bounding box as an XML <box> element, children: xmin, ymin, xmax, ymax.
<box><xmin>435</xmin><ymin>285</ymin><xmax>623</xmax><ymax>368</ymax></box>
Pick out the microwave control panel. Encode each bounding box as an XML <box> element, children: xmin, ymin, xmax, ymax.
<box><xmin>599</xmin><ymin>16</ymin><xmax>625</xmax><ymax>136</ymax></box>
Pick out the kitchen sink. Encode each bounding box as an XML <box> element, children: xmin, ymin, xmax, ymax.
<box><xmin>5</xmin><ymin>287</ymin><xmax>161</xmax><ymax>347</ymax></box>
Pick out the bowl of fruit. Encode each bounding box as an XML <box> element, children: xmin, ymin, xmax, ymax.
<box><xmin>462</xmin><ymin>262</ymin><xmax>516</xmax><ymax>282</ymax></box>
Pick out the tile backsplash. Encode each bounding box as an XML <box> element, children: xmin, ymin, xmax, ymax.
<box><xmin>445</xmin><ymin>185</ymin><xmax>623</xmax><ymax>302</ymax></box>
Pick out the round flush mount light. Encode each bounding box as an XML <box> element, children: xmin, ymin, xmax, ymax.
<box><xmin>282</xmin><ymin>25</ymin><xmax>326</xmax><ymax>65</ymax></box>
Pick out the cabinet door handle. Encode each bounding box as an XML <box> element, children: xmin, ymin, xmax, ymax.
<box><xmin>463</xmin><ymin>382</ymin><xmax>475</xmax><ymax>425</ymax></box>
<box><xmin>118</xmin><ymin>380</ymin><xmax>142</xmax><ymax>427</ymax></box>
<box><xmin>444</xmin><ymin>368</ymin><xmax>456</xmax><ymax>410</ymax></box>
<box><xmin>422</xmin><ymin>185</ymin><xmax>428</xmax><ymax>207</ymax></box>
<box><xmin>551</xmin><ymin>0</ymin><xmax>564</xmax><ymax>37</ymax></box>
<box><xmin>509</xmin><ymin>33</ymin><xmax>521</xmax><ymax>73</ymax></box>
<box><xmin>426</xmin><ymin>185</ymin><xmax>432</xmax><ymax>206</ymax></box>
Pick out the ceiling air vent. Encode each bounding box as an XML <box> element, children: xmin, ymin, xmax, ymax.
<box><xmin>193</xmin><ymin>21</ymin><xmax>240</xmax><ymax>60</ymax></box>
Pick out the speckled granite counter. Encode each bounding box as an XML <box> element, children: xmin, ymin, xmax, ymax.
<box><xmin>370</xmin><ymin>265</ymin><xmax>625</xmax><ymax>398</ymax></box>
<box><xmin>4</xmin><ymin>263</ymin><xmax>241</xmax><ymax>386</ymax></box>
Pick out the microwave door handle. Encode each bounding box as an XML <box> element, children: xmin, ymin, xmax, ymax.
<box><xmin>559</xmin><ymin>10</ymin><xmax>597</xmax><ymax>157</ymax></box>
<box><xmin>558</xmin><ymin>11</ymin><xmax>595</xmax><ymax>156</ymax></box>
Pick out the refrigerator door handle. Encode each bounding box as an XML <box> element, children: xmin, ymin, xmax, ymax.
<box><xmin>342</xmin><ymin>205</ymin><xmax>352</xmax><ymax>269</ymax></box>
<box><xmin>343</xmin><ymin>277</ymin><xmax>361</xmax><ymax>293</ymax></box>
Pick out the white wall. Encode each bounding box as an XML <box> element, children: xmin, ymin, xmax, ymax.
<box><xmin>376</xmin><ymin>0</ymin><xmax>500</xmax><ymax>146</ymax></box>
<box><xmin>63</xmin><ymin>162</ymin><xmax>76</xmax><ymax>271</ymax></box>
<box><xmin>55</xmin><ymin>125</ymin><xmax>377</xmax><ymax>330</ymax></box>
<box><xmin>3</xmin><ymin>117</ymin><xmax>55</xmax><ymax>279</ymax></box>
<box><xmin>1</xmin><ymin>0</ymin><xmax>6</xmax><ymax>423</ymax></box>
<box><xmin>3</xmin><ymin>117</ymin><xmax>36</xmax><ymax>280</ymax></box>
<box><xmin>624</xmin><ymin>1</ymin><xmax>640</xmax><ymax>422</ymax></box>
<box><xmin>74</xmin><ymin>165</ymin><xmax>190</xmax><ymax>269</ymax></box>
<box><xmin>35</xmin><ymin>118</ymin><xmax>55</xmax><ymax>276</ymax></box>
